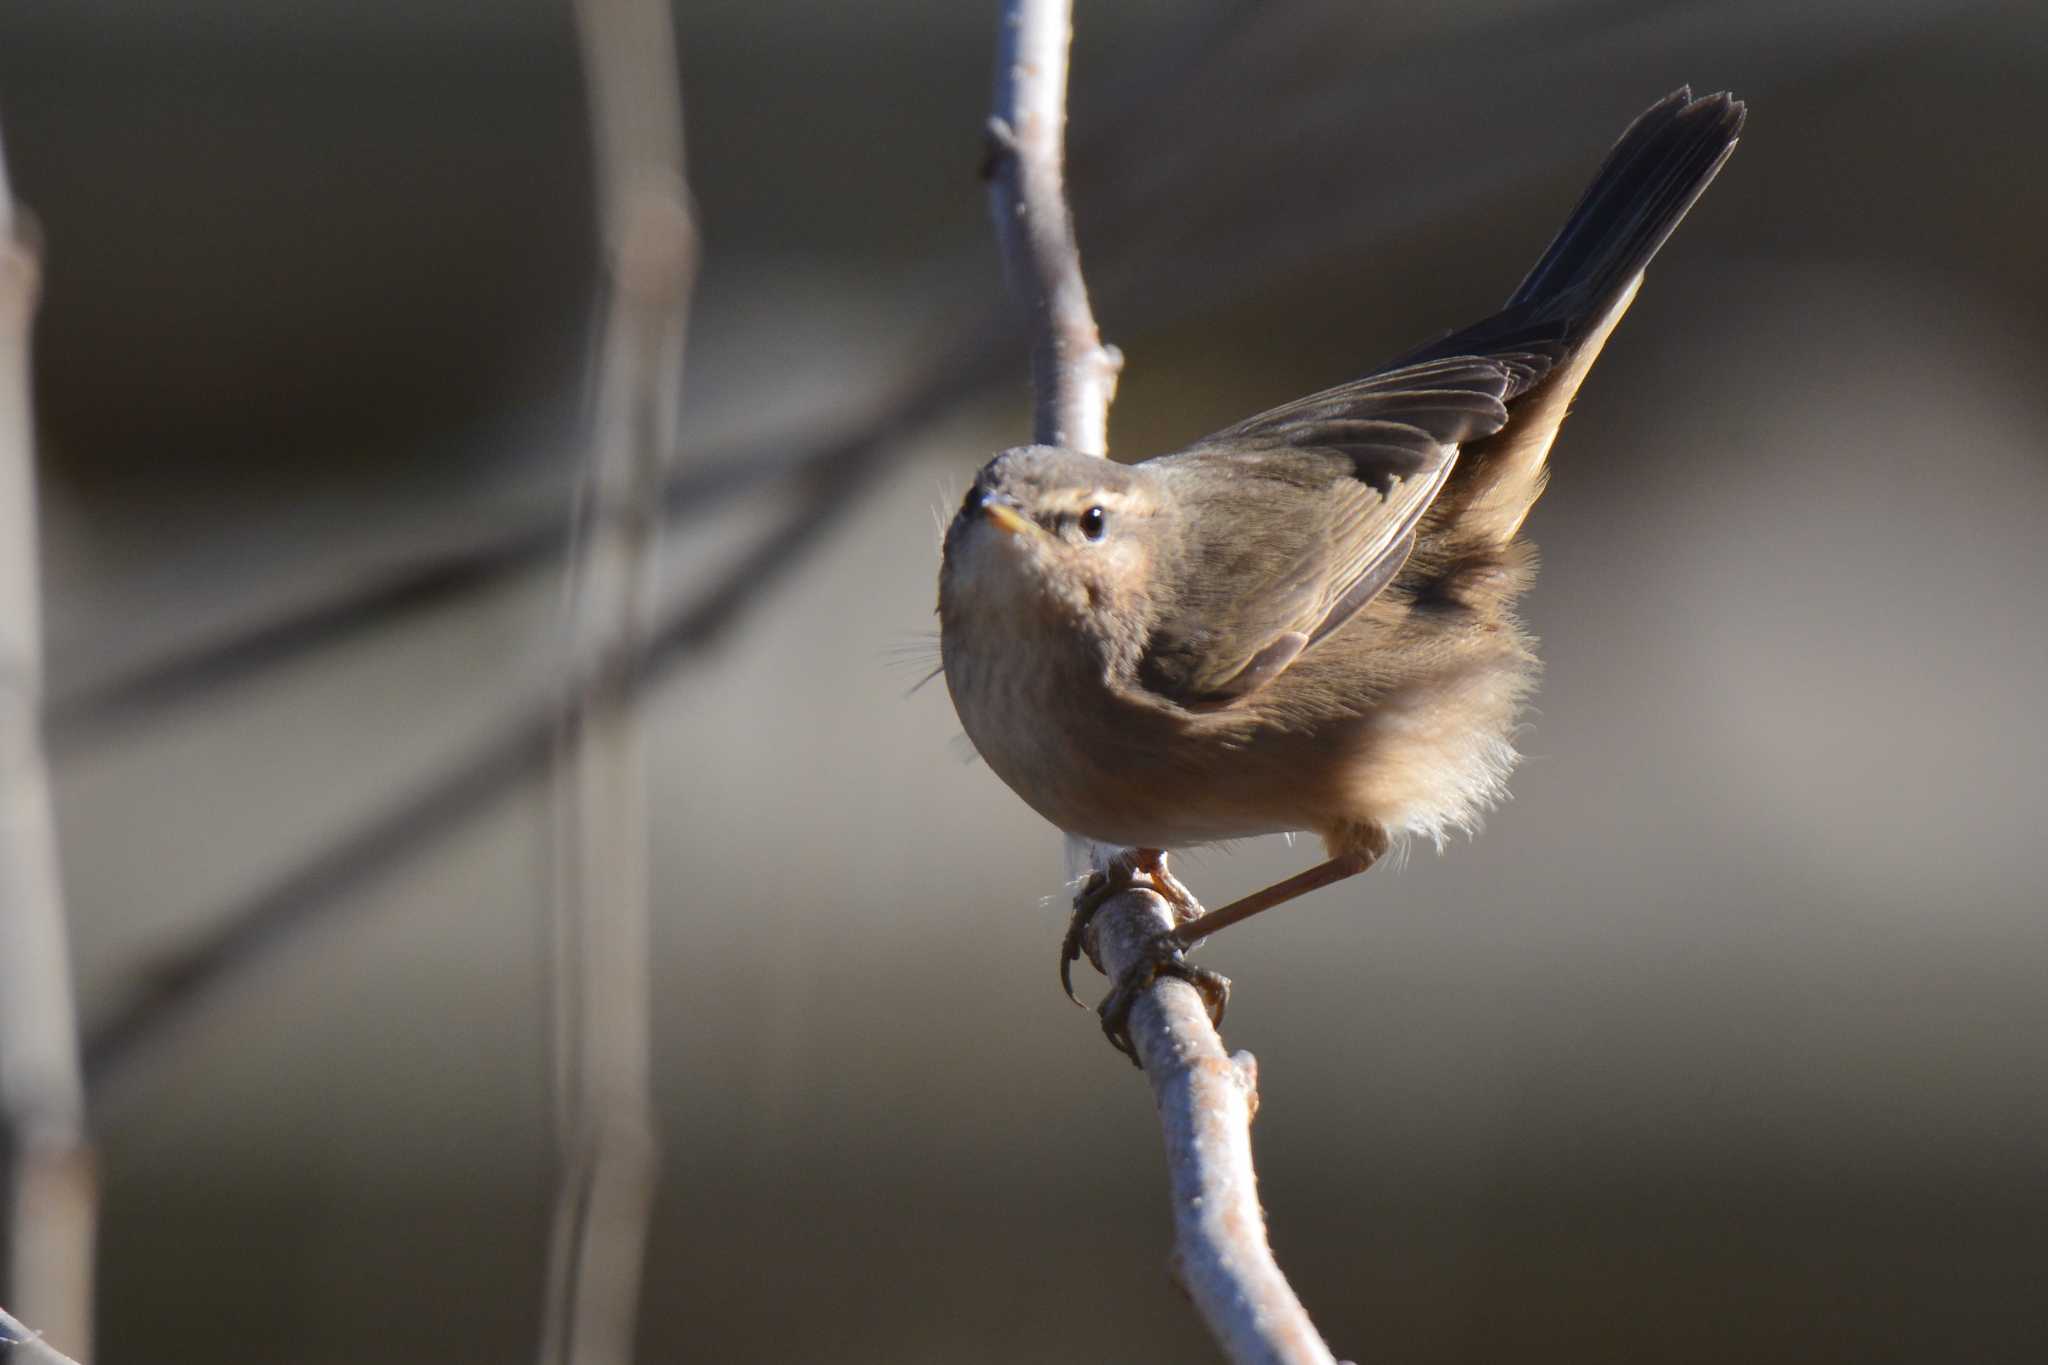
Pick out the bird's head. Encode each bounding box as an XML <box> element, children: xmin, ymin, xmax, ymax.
<box><xmin>938</xmin><ymin>446</ymin><xmax>1170</xmax><ymax>643</ymax></box>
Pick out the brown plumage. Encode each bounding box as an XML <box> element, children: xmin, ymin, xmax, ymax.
<box><xmin>938</xmin><ymin>90</ymin><xmax>1744</xmax><ymax>1035</ymax></box>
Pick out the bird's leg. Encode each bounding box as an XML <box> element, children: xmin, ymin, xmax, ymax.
<box><xmin>1134</xmin><ymin>848</ymin><xmax>1203</xmax><ymax>923</ymax></box>
<box><xmin>1167</xmin><ymin>850</ymin><xmax>1377</xmax><ymax>949</ymax></box>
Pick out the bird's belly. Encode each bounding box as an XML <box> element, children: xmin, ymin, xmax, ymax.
<box><xmin>944</xmin><ymin>611</ymin><xmax>1536</xmax><ymax>854</ymax></box>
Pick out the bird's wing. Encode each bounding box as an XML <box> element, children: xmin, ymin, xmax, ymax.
<box><xmin>1136</xmin><ymin>356</ymin><xmax>1532</xmax><ymax>708</ymax></box>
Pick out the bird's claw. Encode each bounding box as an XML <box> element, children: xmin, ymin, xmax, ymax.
<box><xmin>1058</xmin><ymin>875</ymin><xmax>1104</xmax><ymax>1008</ymax></box>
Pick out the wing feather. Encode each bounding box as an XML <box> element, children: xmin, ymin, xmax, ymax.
<box><xmin>1134</xmin><ymin>356</ymin><xmax>1513</xmax><ymax>707</ymax></box>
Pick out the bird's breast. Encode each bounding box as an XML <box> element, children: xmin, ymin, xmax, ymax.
<box><xmin>940</xmin><ymin>598</ymin><xmax>1307</xmax><ymax>848</ymax></box>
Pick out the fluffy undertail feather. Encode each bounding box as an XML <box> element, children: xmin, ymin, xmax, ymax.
<box><xmin>1442</xmin><ymin>274</ymin><xmax>1639</xmax><ymax>547</ymax></box>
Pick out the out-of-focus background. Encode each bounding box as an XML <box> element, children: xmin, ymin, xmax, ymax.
<box><xmin>2</xmin><ymin>0</ymin><xmax>2045</xmax><ymax>1361</ymax></box>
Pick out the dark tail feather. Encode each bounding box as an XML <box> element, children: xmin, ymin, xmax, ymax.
<box><xmin>1504</xmin><ymin>86</ymin><xmax>1746</xmax><ymax>327</ymax></box>
<box><xmin>1410</xmin><ymin>89</ymin><xmax>1744</xmax><ymax>550</ymax></box>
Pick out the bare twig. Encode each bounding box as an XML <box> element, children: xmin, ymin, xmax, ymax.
<box><xmin>986</xmin><ymin>0</ymin><xmax>1121</xmax><ymax>453</ymax></box>
<box><xmin>0</xmin><ymin>1306</ymin><xmax>86</xmax><ymax>1365</ymax></box>
<box><xmin>985</xmin><ymin>4</ymin><xmax>1334</xmax><ymax>1361</ymax></box>
<box><xmin>537</xmin><ymin>2</ymin><xmax>694</xmax><ymax>1363</ymax></box>
<box><xmin>1092</xmin><ymin>894</ymin><xmax>1337</xmax><ymax>1365</ymax></box>
<box><xmin>0</xmin><ymin>128</ymin><xmax>95</xmax><ymax>1361</ymax></box>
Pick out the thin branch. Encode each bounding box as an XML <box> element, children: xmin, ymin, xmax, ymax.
<box><xmin>986</xmin><ymin>0</ymin><xmax>1121</xmax><ymax>453</ymax></box>
<box><xmin>544</xmin><ymin>1</ymin><xmax>694</xmax><ymax>1362</ymax></box>
<box><xmin>0</xmin><ymin>127</ymin><xmax>95</xmax><ymax>1361</ymax></box>
<box><xmin>986</xmin><ymin>4</ymin><xmax>1336</xmax><ymax>1361</ymax></box>
<box><xmin>1092</xmin><ymin>893</ymin><xmax>1337</xmax><ymax>1365</ymax></box>
<box><xmin>0</xmin><ymin>1306</ymin><xmax>86</xmax><ymax>1365</ymax></box>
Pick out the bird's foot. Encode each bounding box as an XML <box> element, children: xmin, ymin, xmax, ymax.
<box><xmin>1059</xmin><ymin>849</ymin><xmax>1226</xmax><ymax>1065</ymax></box>
<box><xmin>1096</xmin><ymin>936</ymin><xmax>1230</xmax><ymax>1067</ymax></box>
<box><xmin>1060</xmin><ymin>848</ymin><xmax>1204</xmax><ymax>1005</ymax></box>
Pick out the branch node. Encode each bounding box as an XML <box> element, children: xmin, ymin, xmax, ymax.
<box><xmin>1230</xmin><ymin>1049</ymin><xmax>1261</xmax><ymax>1121</ymax></box>
<box><xmin>613</xmin><ymin>181</ymin><xmax>697</xmax><ymax>306</ymax></box>
<box><xmin>980</xmin><ymin>117</ymin><xmax>1020</xmax><ymax>180</ymax></box>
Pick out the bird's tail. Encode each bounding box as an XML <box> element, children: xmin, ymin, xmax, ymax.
<box><xmin>1502</xmin><ymin>86</ymin><xmax>1746</xmax><ymax>331</ymax></box>
<box><xmin>1416</xmin><ymin>88</ymin><xmax>1744</xmax><ymax>552</ymax></box>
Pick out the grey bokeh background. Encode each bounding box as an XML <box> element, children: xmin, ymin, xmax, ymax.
<box><xmin>5</xmin><ymin>0</ymin><xmax>2047</xmax><ymax>1361</ymax></box>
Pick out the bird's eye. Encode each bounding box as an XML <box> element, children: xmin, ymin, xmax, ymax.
<box><xmin>1079</xmin><ymin>505</ymin><xmax>1107</xmax><ymax>541</ymax></box>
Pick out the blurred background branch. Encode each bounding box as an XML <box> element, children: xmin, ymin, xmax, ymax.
<box><xmin>536</xmin><ymin>0</ymin><xmax>694</xmax><ymax>1361</ymax></box>
<box><xmin>0</xmin><ymin>125</ymin><xmax>93</xmax><ymax>1361</ymax></box>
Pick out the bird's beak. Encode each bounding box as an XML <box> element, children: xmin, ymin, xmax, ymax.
<box><xmin>982</xmin><ymin>501</ymin><xmax>1039</xmax><ymax>539</ymax></box>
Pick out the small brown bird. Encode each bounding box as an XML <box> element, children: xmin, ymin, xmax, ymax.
<box><xmin>939</xmin><ymin>89</ymin><xmax>1745</xmax><ymax>1056</ymax></box>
